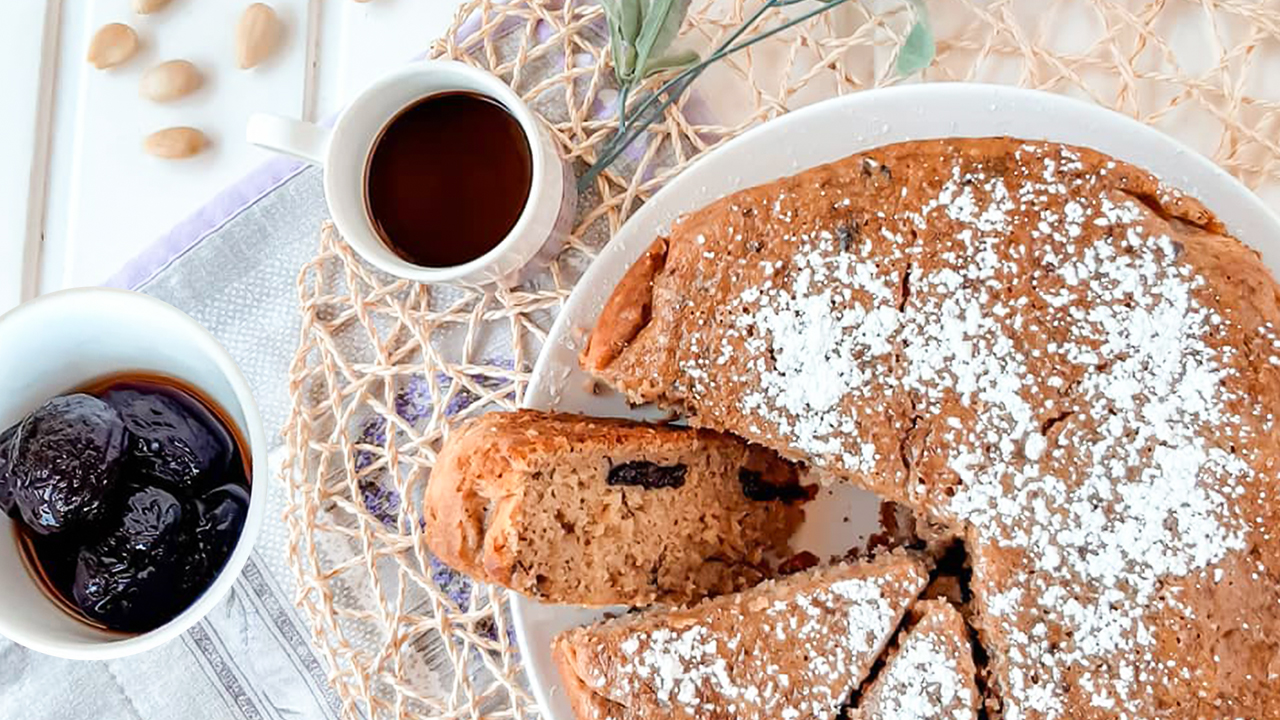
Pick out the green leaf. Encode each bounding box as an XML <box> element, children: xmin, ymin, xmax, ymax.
<box><xmin>582</xmin><ymin>0</ymin><xmax>857</xmax><ymax>190</ymax></box>
<box><xmin>618</xmin><ymin>0</ymin><xmax>641</xmax><ymax>38</ymax></box>
<box><xmin>896</xmin><ymin>1</ymin><xmax>935</xmax><ymax>76</ymax></box>
<box><xmin>642</xmin><ymin>48</ymin><xmax>699</xmax><ymax>76</ymax></box>
<box><xmin>632</xmin><ymin>0</ymin><xmax>676</xmax><ymax>86</ymax></box>
<box><xmin>646</xmin><ymin>0</ymin><xmax>692</xmax><ymax>60</ymax></box>
<box><xmin>602</xmin><ymin>0</ymin><xmax>641</xmax><ymax>83</ymax></box>
<box><xmin>601</xmin><ymin>0</ymin><xmax>692</xmax><ymax>86</ymax></box>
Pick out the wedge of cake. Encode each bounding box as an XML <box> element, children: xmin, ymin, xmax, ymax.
<box><xmin>582</xmin><ymin>138</ymin><xmax>1280</xmax><ymax>716</ymax></box>
<box><xmin>552</xmin><ymin>551</ymin><xmax>930</xmax><ymax>720</ymax></box>
<box><xmin>851</xmin><ymin>599</ymin><xmax>979</xmax><ymax>720</ymax></box>
<box><xmin>423</xmin><ymin>410</ymin><xmax>807</xmax><ymax>607</ymax></box>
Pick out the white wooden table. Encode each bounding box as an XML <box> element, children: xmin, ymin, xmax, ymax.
<box><xmin>1</xmin><ymin>0</ymin><xmax>467</xmax><ymax>314</ymax></box>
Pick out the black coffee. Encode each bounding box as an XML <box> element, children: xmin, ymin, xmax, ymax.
<box><xmin>365</xmin><ymin>91</ymin><xmax>533</xmax><ymax>268</ymax></box>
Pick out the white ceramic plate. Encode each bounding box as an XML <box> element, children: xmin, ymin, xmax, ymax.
<box><xmin>514</xmin><ymin>82</ymin><xmax>1280</xmax><ymax>720</ymax></box>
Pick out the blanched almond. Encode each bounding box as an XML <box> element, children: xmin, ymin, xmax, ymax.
<box><xmin>235</xmin><ymin>4</ymin><xmax>281</xmax><ymax>70</ymax></box>
<box><xmin>134</xmin><ymin>0</ymin><xmax>173</xmax><ymax>13</ymax></box>
<box><xmin>87</xmin><ymin>23</ymin><xmax>139</xmax><ymax>69</ymax></box>
<box><xmin>144</xmin><ymin>127</ymin><xmax>208</xmax><ymax>159</ymax></box>
<box><xmin>140</xmin><ymin>60</ymin><xmax>203</xmax><ymax>102</ymax></box>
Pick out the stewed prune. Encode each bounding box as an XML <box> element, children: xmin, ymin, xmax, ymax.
<box><xmin>73</xmin><ymin>485</ymin><xmax>185</xmax><ymax>631</ymax></box>
<box><xmin>179</xmin><ymin>483</ymin><xmax>249</xmax><ymax>597</ymax></box>
<box><xmin>0</xmin><ymin>425</ymin><xmax>17</xmax><ymax>518</ymax></box>
<box><xmin>103</xmin><ymin>388</ymin><xmax>232</xmax><ymax>494</ymax></box>
<box><xmin>14</xmin><ymin>377</ymin><xmax>250</xmax><ymax>634</ymax></box>
<box><xmin>10</xmin><ymin>394</ymin><xmax>128</xmax><ymax>535</ymax></box>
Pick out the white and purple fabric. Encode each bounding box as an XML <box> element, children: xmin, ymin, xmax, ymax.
<box><xmin>1</xmin><ymin>159</ymin><xmax>346</xmax><ymax>720</ymax></box>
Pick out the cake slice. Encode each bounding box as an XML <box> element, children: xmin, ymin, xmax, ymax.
<box><xmin>423</xmin><ymin>410</ymin><xmax>807</xmax><ymax>607</ymax></box>
<box><xmin>851</xmin><ymin>599</ymin><xmax>980</xmax><ymax>720</ymax></box>
<box><xmin>552</xmin><ymin>552</ymin><xmax>930</xmax><ymax>719</ymax></box>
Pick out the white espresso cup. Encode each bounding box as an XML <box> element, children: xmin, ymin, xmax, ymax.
<box><xmin>247</xmin><ymin>60</ymin><xmax>572</xmax><ymax>285</ymax></box>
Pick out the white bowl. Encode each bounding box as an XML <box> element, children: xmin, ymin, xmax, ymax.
<box><xmin>0</xmin><ymin>287</ymin><xmax>268</xmax><ymax>660</ymax></box>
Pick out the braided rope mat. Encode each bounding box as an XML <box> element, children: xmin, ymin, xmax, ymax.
<box><xmin>281</xmin><ymin>1</ymin><xmax>1280</xmax><ymax>717</ymax></box>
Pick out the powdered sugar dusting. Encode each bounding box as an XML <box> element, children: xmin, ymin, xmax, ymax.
<box><xmin>578</xmin><ymin>560</ymin><xmax>926</xmax><ymax>719</ymax></box>
<box><xmin>734</xmin><ymin>243</ymin><xmax>901</xmax><ymax>468</ymax></box>
<box><xmin>855</xmin><ymin>604</ymin><xmax>978</xmax><ymax>720</ymax></box>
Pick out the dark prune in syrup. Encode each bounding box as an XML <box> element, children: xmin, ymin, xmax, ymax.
<box><xmin>103</xmin><ymin>388</ymin><xmax>233</xmax><ymax>494</ymax></box>
<box><xmin>73</xmin><ymin>485</ymin><xmax>186</xmax><ymax>631</ymax></box>
<box><xmin>0</xmin><ymin>425</ymin><xmax>17</xmax><ymax>518</ymax></box>
<box><xmin>179</xmin><ymin>483</ymin><xmax>249</xmax><ymax>596</ymax></box>
<box><xmin>14</xmin><ymin>376</ymin><xmax>251</xmax><ymax>634</ymax></box>
<box><xmin>10</xmin><ymin>395</ymin><xmax>128</xmax><ymax>535</ymax></box>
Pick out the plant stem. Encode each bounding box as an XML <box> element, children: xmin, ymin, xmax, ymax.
<box><xmin>616</xmin><ymin>82</ymin><xmax>632</xmax><ymax>134</ymax></box>
<box><xmin>718</xmin><ymin>0</ymin><xmax>779</xmax><ymax>57</ymax></box>
<box><xmin>597</xmin><ymin>0</ymin><xmax>776</xmax><ymax>163</ymax></box>
<box><xmin>580</xmin><ymin>0</ymin><xmax>852</xmax><ymax>191</ymax></box>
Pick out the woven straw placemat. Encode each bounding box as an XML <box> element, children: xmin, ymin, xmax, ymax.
<box><xmin>281</xmin><ymin>1</ymin><xmax>1280</xmax><ymax>717</ymax></box>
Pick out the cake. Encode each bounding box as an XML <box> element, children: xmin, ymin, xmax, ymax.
<box><xmin>583</xmin><ymin>138</ymin><xmax>1280</xmax><ymax>717</ymax></box>
<box><xmin>851</xmin><ymin>599</ymin><xmax>980</xmax><ymax>720</ymax></box>
<box><xmin>552</xmin><ymin>552</ymin><xmax>930</xmax><ymax>719</ymax></box>
<box><xmin>423</xmin><ymin>410</ymin><xmax>808</xmax><ymax>606</ymax></box>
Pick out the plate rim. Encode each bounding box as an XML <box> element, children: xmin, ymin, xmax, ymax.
<box><xmin>511</xmin><ymin>81</ymin><xmax>1280</xmax><ymax>720</ymax></box>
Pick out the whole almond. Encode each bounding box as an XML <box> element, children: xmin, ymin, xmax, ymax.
<box><xmin>140</xmin><ymin>60</ymin><xmax>203</xmax><ymax>102</ymax></box>
<box><xmin>87</xmin><ymin>23</ymin><xmax>139</xmax><ymax>69</ymax></box>
<box><xmin>144</xmin><ymin>127</ymin><xmax>208</xmax><ymax>159</ymax></box>
<box><xmin>235</xmin><ymin>4</ymin><xmax>281</xmax><ymax>70</ymax></box>
<box><xmin>133</xmin><ymin>0</ymin><xmax>173</xmax><ymax>13</ymax></box>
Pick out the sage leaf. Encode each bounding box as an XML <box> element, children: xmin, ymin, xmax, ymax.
<box><xmin>642</xmin><ymin>48</ymin><xmax>700</xmax><ymax>76</ymax></box>
<box><xmin>602</xmin><ymin>0</ymin><xmax>641</xmax><ymax>82</ymax></box>
<box><xmin>896</xmin><ymin>1</ymin><xmax>935</xmax><ymax>75</ymax></box>
<box><xmin>632</xmin><ymin>0</ymin><xmax>676</xmax><ymax>85</ymax></box>
<box><xmin>646</xmin><ymin>0</ymin><xmax>693</xmax><ymax>61</ymax></box>
<box><xmin>618</xmin><ymin>0</ymin><xmax>641</xmax><ymax>40</ymax></box>
<box><xmin>583</xmin><ymin>0</ymin><xmax>857</xmax><ymax>190</ymax></box>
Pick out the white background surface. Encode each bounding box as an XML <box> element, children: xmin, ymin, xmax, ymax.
<box><xmin>1</xmin><ymin>0</ymin><xmax>467</xmax><ymax>313</ymax></box>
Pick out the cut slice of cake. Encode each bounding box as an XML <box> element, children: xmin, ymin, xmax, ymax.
<box><xmin>552</xmin><ymin>551</ymin><xmax>930</xmax><ymax>720</ymax></box>
<box><xmin>423</xmin><ymin>410</ymin><xmax>808</xmax><ymax>607</ymax></box>
<box><xmin>851</xmin><ymin>599</ymin><xmax>980</xmax><ymax>720</ymax></box>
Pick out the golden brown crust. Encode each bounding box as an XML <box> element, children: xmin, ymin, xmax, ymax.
<box><xmin>582</xmin><ymin>238</ymin><xmax>669</xmax><ymax>372</ymax></box>
<box><xmin>553</xmin><ymin>636</ymin><xmax>616</xmax><ymax>720</ymax></box>
<box><xmin>423</xmin><ymin>416</ymin><xmax>496</xmax><ymax>585</ymax></box>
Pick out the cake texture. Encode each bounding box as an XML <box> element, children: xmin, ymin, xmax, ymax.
<box><xmin>423</xmin><ymin>410</ymin><xmax>806</xmax><ymax>606</ymax></box>
<box><xmin>851</xmin><ymin>599</ymin><xmax>979</xmax><ymax>720</ymax></box>
<box><xmin>583</xmin><ymin>138</ymin><xmax>1280</xmax><ymax>717</ymax></box>
<box><xmin>552</xmin><ymin>552</ymin><xmax>930</xmax><ymax>720</ymax></box>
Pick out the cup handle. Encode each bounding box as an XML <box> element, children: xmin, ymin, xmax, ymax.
<box><xmin>246</xmin><ymin>113</ymin><xmax>330</xmax><ymax>165</ymax></box>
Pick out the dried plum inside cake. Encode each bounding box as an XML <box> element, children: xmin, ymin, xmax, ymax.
<box><xmin>553</xmin><ymin>551</ymin><xmax>930</xmax><ymax>720</ymax></box>
<box><xmin>423</xmin><ymin>410</ymin><xmax>807</xmax><ymax>607</ymax></box>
